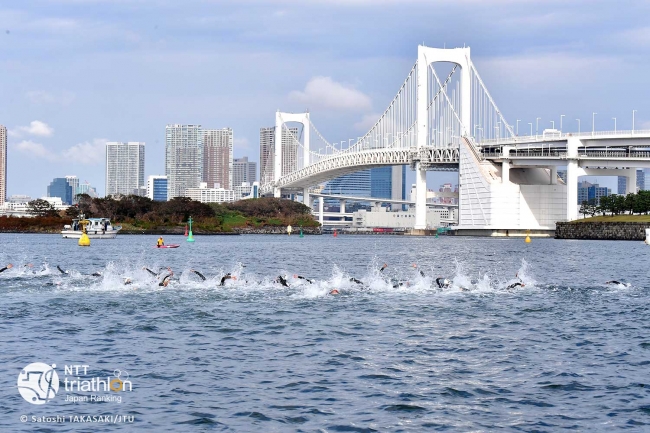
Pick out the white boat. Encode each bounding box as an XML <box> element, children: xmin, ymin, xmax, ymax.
<box><xmin>61</xmin><ymin>217</ymin><xmax>122</xmax><ymax>239</ymax></box>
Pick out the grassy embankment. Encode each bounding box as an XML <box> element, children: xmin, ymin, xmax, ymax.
<box><xmin>571</xmin><ymin>215</ymin><xmax>650</xmax><ymax>223</ymax></box>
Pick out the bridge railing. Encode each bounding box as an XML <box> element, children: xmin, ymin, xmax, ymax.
<box><xmin>477</xmin><ymin>129</ymin><xmax>650</xmax><ymax>146</ymax></box>
<box><xmin>482</xmin><ymin>149</ymin><xmax>650</xmax><ymax>159</ymax></box>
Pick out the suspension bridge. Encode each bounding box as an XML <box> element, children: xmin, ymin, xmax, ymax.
<box><xmin>260</xmin><ymin>45</ymin><xmax>650</xmax><ymax>235</ymax></box>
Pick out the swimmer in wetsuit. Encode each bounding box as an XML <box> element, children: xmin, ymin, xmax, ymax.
<box><xmin>349</xmin><ymin>277</ymin><xmax>363</xmax><ymax>285</ymax></box>
<box><xmin>293</xmin><ymin>275</ymin><xmax>313</xmax><ymax>284</ymax></box>
<box><xmin>275</xmin><ymin>275</ymin><xmax>289</xmax><ymax>287</ymax></box>
<box><xmin>605</xmin><ymin>280</ymin><xmax>631</xmax><ymax>287</ymax></box>
<box><xmin>436</xmin><ymin>277</ymin><xmax>451</xmax><ymax>289</ymax></box>
<box><xmin>506</xmin><ymin>273</ymin><xmax>525</xmax><ymax>290</ymax></box>
<box><xmin>56</xmin><ymin>265</ymin><xmax>68</xmax><ymax>274</ymax></box>
<box><xmin>159</xmin><ymin>272</ymin><xmax>173</xmax><ymax>287</ymax></box>
<box><xmin>190</xmin><ymin>269</ymin><xmax>206</xmax><ymax>281</ymax></box>
<box><xmin>0</xmin><ymin>264</ymin><xmax>13</xmax><ymax>273</ymax></box>
<box><xmin>219</xmin><ymin>273</ymin><xmax>237</xmax><ymax>286</ymax></box>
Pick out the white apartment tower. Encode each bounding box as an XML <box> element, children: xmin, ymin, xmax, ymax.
<box><xmin>165</xmin><ymin>124</ymin><xmax>202</xmax><ymax>199</ymax></box>
<box><xmin>105</xmin><ymin>142</ymin><xmax>146</xmax><ymax>197</ymax></box>
<box><xmin>203</xmin><ymin>128</ymin><xmax>233</xmax><ymax>190</ymax></box>
<box><xmin>259</xmin><ymin>126</ymin><xmax>298</xmax><ymax>184</ymax></box>
<box><xmin>0</xmin><ymin>125</ymin><xmax>6</xmax><ymax>205</ymax></box>
<box><xmin>233</xmin><ymin>156</ymin><xmax>257</xmax><ymax>188</ymax></box>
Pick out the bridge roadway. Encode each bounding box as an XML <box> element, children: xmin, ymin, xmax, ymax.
<box><xmin>263</xmin><ymin>129</ymin><xmax>650</xmax><ymax>197</ymax></box>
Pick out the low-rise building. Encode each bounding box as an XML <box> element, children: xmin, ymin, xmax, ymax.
<box><xmin>185</xmin><ymin>182</ymin><xmax>236</xmax><ymax>203</ymax></box>
<box><xmin>352</xmin><ymin>207</ymin><xmax>441</xmax><ymax>229</ymax></box>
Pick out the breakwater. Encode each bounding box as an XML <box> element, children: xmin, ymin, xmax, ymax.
<box><xmin>555</xmin><ymin>221</ymin><xmax>650</xmax><ymax>240</ymax></box>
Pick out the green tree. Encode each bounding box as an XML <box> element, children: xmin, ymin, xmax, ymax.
<box><xmin>579</xmin><ymin>200</ymin><xmax>590</xmax><ymax>218</ymax></box>
<box><xmin>27</xmin><ymin>199</ymin><xmax>59</xmax><ymax>217</ymax></box>
<box><xmin>65</xmin><ymin>205</ymin><xmax>81</xmax><ymax>219</ymax></box>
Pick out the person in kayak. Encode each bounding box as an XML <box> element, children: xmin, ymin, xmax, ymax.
<box><xmin>157</xmin><ymin>237</ymin><xmax>164</xmax><ymax>248</ymax></box>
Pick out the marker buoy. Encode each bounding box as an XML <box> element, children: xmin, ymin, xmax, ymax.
<box><xmin>184</xmin><ymin>225</ymin><xmax>188</xmax><ymax>236</ymax></box>
<box><xmin>525</xmin><ymin>229</ymin><xmax>531</xmax><ymax>243</ymax></box>
<box><xmin>78</xmin><ymin>219</ymin><xmax>90</xmax><ymax>246</ymax></box>
<box><xmin>187</xmin><ymin>216</ymin><xmax>195</xmax><ymax>242</ymax></box>
<box><xmin>333</xmin><ymin>229</ymin><xmax>338</xmax><ymax>237</ymax></box>
<box><xmin>287</xmin><ymin>225</ymin><xmax>292</xmax><ymax>236</ymax></box>
<box><xmin>299</xmin><ymin>227</ymin><xmax>304</xmax><ymax>238</ymax></box>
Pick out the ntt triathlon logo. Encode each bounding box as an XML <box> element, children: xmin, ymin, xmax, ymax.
<box><xmin>17</xmin><ymin>363</ymin><xmax>59</xmax><ymax>405</ymax></box>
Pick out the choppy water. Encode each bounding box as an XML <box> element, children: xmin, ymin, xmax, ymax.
<box><xmin>1</xmin><ymin>233</ymin><xmax>650</xmax><ymax>432</ymax></box>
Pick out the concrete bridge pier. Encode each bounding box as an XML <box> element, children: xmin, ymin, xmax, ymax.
<box><xmin>319</xmin><ymin>197</ymin><xmax>324</xmax><ymax>226</ymax></box>
<box><xmin>303</xmin><ymin>187</ymin><xmax>311</xmax><ymax>207</ymax></box>
<box><xmin>339</xmin><ymin>199</ymin><xmax>346</xmax><ymax>214</ymax></box>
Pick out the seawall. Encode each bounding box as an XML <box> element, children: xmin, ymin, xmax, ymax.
<box><xmin>555</xmin><ymin>222</ymin><xmax>650</xmax><ymax>240</ymax></box>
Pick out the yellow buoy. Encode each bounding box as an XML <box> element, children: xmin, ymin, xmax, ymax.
<box><xmin>78</xmin><ymin>219</ymin><xmax>91</xmax><ymax>246</ymax></box>
<box><xmin>524</xmin><ymin>229</ymin><xmax>531</xmax><ymax>243</ymax></box>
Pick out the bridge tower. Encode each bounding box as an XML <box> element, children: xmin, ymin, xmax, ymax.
<box><xmin>414</xmin><ymin>46</ymin><xmax>471</xmax><ymax>230</ymax></box>
<box><xmin>274</xmin><ymin>112</ymin><xmax>310</xmax><ymax>201</ymax></box>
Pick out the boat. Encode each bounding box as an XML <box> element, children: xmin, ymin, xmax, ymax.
<box><xmin>61</xmin><ymin>215</ymin><xmax>122</xmax><ymax>239</ymax></box>
<box><xmin>154</xmin><ymin>244</ymin><xmax>180</xmax><ymax>249</ymax></box>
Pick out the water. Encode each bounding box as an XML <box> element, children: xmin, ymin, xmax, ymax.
<box><xmin>1</xmin><ymin>233</ymin><xmax>650</xmax><ymax>432</ymax></box>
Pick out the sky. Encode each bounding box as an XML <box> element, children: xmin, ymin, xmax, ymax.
<box><xmin>2</xmin><ymin>0</ymin><xmax>650</xmax><ymax>198</ymax></box>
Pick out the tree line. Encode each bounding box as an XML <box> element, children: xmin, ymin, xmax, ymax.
<box><xmin>16</xmin><ymin>194</ymin><xmax>319</xmax><ymax>231</ymax></box>
<box><xmin>579</xmin><ymin>190</ymin><xmax>650</xmax><ymax>217</ymax></box>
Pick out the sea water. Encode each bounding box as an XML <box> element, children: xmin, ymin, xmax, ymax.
<box><xmin>1</xmin><ymin>233</ymin><xmax>649</xmax><ymax>431</ymax></box>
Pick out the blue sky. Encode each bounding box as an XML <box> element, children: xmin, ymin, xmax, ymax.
<box><xmin>2</xmin><ymin>0</ymin><xmax>650</xmax><ymax>198</ymax></box>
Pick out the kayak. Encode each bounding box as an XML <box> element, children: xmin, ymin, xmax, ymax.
<box><xmin>154</xmin><ymin>245</ymin><xmax>180</xmax><ymax>249</ymax></box>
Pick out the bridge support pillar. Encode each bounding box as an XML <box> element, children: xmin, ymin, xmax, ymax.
<box><xmin>626</xmin><ymin>168</ymin><xmax>637</xmax><ymax>195</ymax></box>
<box><xmin>566</xmin><ymin>137</ymin><xmax>581</xmax><ymax>221</ymax></box>
<box><xmin>319</xmin><ymin>197</ymin><xmax>324</xmax><ymax>226</ymax></box>
<box><xmin>339</xmin><ymin>199</ymin><xmax>346</xmax><ymax>214</ymax></box>
<box><xmin>502</xmin><ymin>161</ymin><xmax>510</xmax><ymax>184</ymax></box>
<box><xmin>414</xmin><ymin>166</ymin><xmax>427</xmax><ymax>230</ymax></box>
<box><xmin>550</xmin><ymin>166</ymin><xmax>558</xmax><ymax>185</ymax></box>
<box><xmin>303</xmin><ymin>188</ymin><xmax>311</xmax><ymax>207</ymax></box>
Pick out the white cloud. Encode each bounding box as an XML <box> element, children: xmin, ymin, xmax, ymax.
<box><xmin>14</xmin><ymin>140</ymin><xmax>58</xmax><ymax>161</ymax></box>
<box><xmin>289</xmin><ymin>76</ymin><xmax>372</xmax><ymax>111</ymax></box>
<box><xmin>354</xmin><ymin>113</ymin><xmax>381</xmax><ymax>132</ymax></box>
<box><xmin>61</xmin><ymin>139</ymin><xmax>108</xmax><ymax>165</ymax></box>
<box><xmin>26</xmin><ymin>90</ymin><xmax>75</xmax><ymax>106</ymax></box>
<box><xmin>10</xmin><ymin>120</ymin><xmax>55</xmax><ymax>138</ymax></box>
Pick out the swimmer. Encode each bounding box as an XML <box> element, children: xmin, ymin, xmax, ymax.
<box><xmin>123</xmin><ymin>277</ymin><xmax>133</xmax><ymax>285</ymax></box>
<box><xmin>143</xmin><ymin>267</ymin><xmax>158</xmax><ymax>277</ymax></box>
<box><xmin>329</xmin><ymin>289</ymin><xmax>340</xmax><ymax>295</ymax></box>
<box><xmin>605</xmin><ymin>280</ymin><xmax>631</xmax><ymax>287</ymax></box>
<box><xmin>0</xmin><ymin>264</ymin><xmax>13</xmax><ymax>273</ymax></box>
<box><xmin>379</xmin><ymin>263</ymin><xmax>388</xmax><ymax>272</ymax></box>
<box><xmin>56</xmin><ymin>265</ymin><xmax>68</xmax><ymax>274</ymax></box>
<box><xmin>506</xmin><ymin>273</ymin><xmax>525</xmax><ymax>290</ymax></box>
<box><xmin>159</xmin><ymin>272</ymin><xmax>173</xmax><ymax>287</ymax></box>
<box><xmin>293</xmin><ymin>275</ymin><xmax>313</xmax><ymax>284</ymax></box>
<box><xmin>275</xmin><ymin>275</ymin><xmax>289</xmax><ymax>287</ymax></box>
<box><xmin>219</xmin><ymin>273</ymin><xmax>237</xmax><ymax>286</ymax></box>
<box><xmin>436</xmin><ymin>277</ymin><xmax>451</xmax><ymax>289</ymax></box>
<box><xmin>190</xmin><ymin>269</ymin><xmax>206</xmax><ymax>281</ymax></box>
<box><xmin>91</xmin><ymin>272</ymin><xmax>102</xmax><ymax>277</ymax></box>
<box><xmin>412</xmin><ymin>263</ymin><xmax>425</xmax><ymax>277</ymax></box>
<box><xmin>349</xmin><ymin>277</ymin><xmax>364</xmax><ymax>285</ymax></box>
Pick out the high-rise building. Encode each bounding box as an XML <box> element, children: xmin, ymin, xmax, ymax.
<box><xmin>105</xmin><ymin>142</ymin><xmax>145</xmax><ymax>197</ymax></box>
<box><xmin>369</xmin><ymin>166</ymin><xmax>406</xmax><ymax>205</ymax></box>
<box><xmin>638</xmin><ymin>169</ymin><xmax>646</xmax><ymax>192</ymax></box>
<box><xmin>147</xmin><ymin>175</ymin><xmax>168</xmax><ymax>202</ymax></box>
<box><xmin>203</xmin><ymin>128</ymin><xmax>233</xmax><ymax>190</ymax></box>
<box><xmin>324</xmin><ymin>170</ymin><xmax>372</xmax><ymax>198</ymax></box>
<box><xmin>77</xmin><ymin>181</ymin><xmax>98</xmax><ymax>198</ymax></box>
<box><xmin>166</xmin><ymin>125</ymin><xmax>202</xmax><ymax>199</ymax></box>
<box><xmin>233</xmin><ymin>157</ymin><xmax>257</xmax><ymax>188</ymax></box>
<box><xmin>0</xmin><ymin>125</ymin><xmax>6</xmax><ymax>205</ymax></box>
<box><xmin>65</xmin><ymin>176</ymin><xmax>79</xmax><ymax>202</ymax></box>
<box><xmin>557</xmin><ymin>170</ymin><xmax>567</xmax><ymax>184</ymax></box>
<box><xmin>47</xmin><ymin>178</ymin><xmax>73</xmax><ymax>205</ymax></box>
<box><xmin>577</xmin><ymin>181</ymin><xmax>610</xmax><ymax>205</ymax></box>
<box><xmin>618</xmin><ymin>176</ymin><xmax>627</xmax><ymax>195</ymax></box>
<box><xmin>259</xmin><ymin>126</ymin><xmax>299</xmax><ymax>184</ymax></box>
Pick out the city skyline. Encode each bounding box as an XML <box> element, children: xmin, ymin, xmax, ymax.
<box><xmin>3</xmin><ymin>1</ymin><xmax>650</xmax><ymax>198</ymax></box>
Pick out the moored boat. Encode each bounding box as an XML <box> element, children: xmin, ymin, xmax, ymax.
<box><xmin>62</xmin><ymin>216</ymin><xmax>122</xmax><ymax>239</ymax></box>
